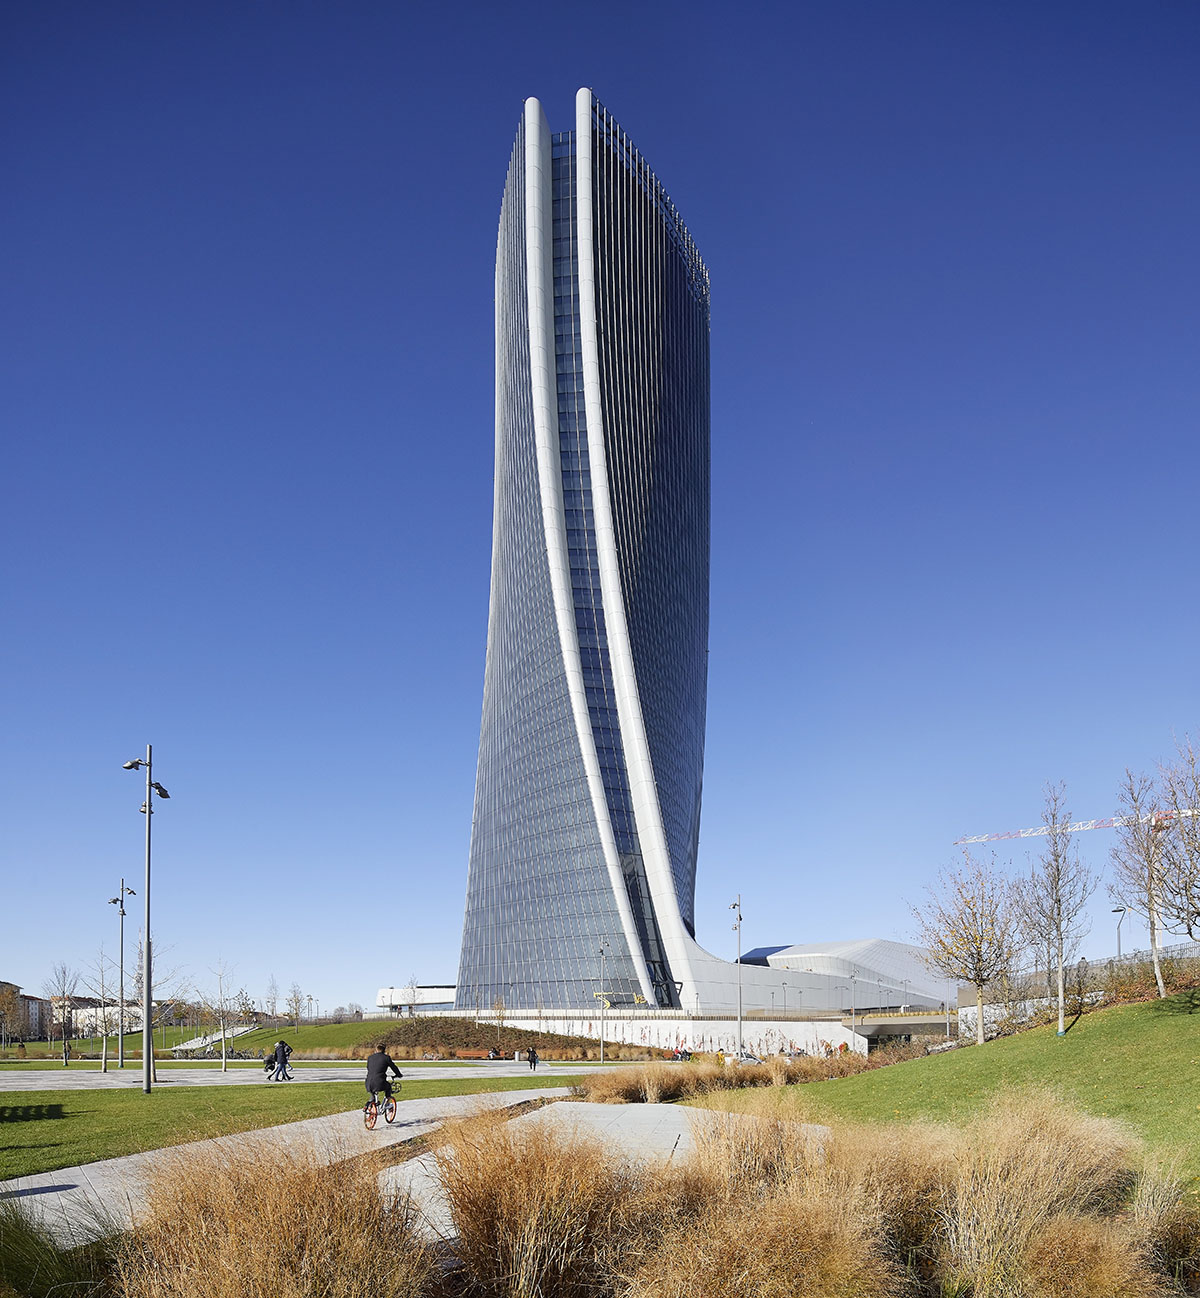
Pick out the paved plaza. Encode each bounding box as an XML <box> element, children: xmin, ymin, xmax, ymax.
<box><xmin>0</xmin><ymin>1087</ymin><xmax>570</xmax><ymax>1245</ymax></box>
<box><xmin>0</xmin><ymin>1059</ymin><xmax>603</xmax><ymax>1092</ymax></box>
<box><xmin>383</xmin><ymin>1101</ymin><xmax>827</xmax><ymax>1239</ymax></box>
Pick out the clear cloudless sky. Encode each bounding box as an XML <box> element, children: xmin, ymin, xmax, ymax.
<box><xmin>3</xmin><ymin>2</ymin><xmax>1199</xmax><ymax>1012</ymax></box>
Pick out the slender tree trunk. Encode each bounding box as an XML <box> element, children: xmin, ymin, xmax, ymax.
<box><xmin>1056</xmin><ymin>943</ymin><xmax>1065</xmax><ymax>1035</ymax></box>
<box><xmin>220</xmin><ymin>1019</ymin><xmax>227</xmax><ymax>1073</ymax></box>
<box><xmin>1149</xmin><ymin>903</ymin><xmax>1167</xmax><ymax>998</ymax></box>
<box><xmin>101</xmin><ymin>1019</ymin><xmax>108</xmax><ymax>1073</ymax></box>
<box><xmin>975</xmin><ymin>984</ymin><xmax>985</xmax><ymax>1046</ymax></box>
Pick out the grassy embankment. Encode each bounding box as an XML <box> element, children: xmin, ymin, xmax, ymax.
<box><xmin>221</xmin><ymin>1017</ymin><xmax>649</xmax><ymax>1060</ymax></box>
<box><xmin>0</xmin><ymin>1074</ymin><xmax>567</xmax><ymax>1180</ymax></box>
<box><xmin>704</xmin><ymin>990</ymin><xmax>1200</xmax><ymax>1176</ymax></box>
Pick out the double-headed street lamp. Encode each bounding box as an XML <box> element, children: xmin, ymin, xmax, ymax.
<box><xmin>107</xmin><ymin>879</ymin><xmax>136</xmax><ymax>1068</ymax></box>
<box><xmin>122</xmin><ymin>746</ymin><xmax>170</xmax><ymax>1095</ymax></box>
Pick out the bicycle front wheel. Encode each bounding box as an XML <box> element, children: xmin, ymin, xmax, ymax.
<box><xmin>384</xmin><ymin>1095</ymin><xmax>397</xmax><ymax>1124</ymax></box>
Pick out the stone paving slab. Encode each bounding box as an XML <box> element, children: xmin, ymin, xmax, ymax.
<box><xmin>382</xmin><ymin>1101</ymin><xmax>828</xmax><ymax>1240</ymax></box>
<box><xmin>0</xmin><ymin>1088</ymin><xmax>568</xmax><ymax>1246</ymax></box>
<box><xmin>0</xmin><ymin>1062</ymin><xmax>606</xmax><ymax>1091</ymax></box>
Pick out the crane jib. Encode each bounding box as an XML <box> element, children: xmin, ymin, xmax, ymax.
<box><xmin>953</xmin><ymin>808</ymin><xmax>1198</xmax><ymax>846</ymax></box>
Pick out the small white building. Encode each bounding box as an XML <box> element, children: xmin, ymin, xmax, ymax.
<box><xmin>376</xmin><ymin>985</ymin><xmax>457</xmax><ymax>1016</ymax></box>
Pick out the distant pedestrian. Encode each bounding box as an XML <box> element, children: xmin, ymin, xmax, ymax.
<box><xmin>527</xmin><ymin>1046</ymin><xmax>539</xmax><ymax>1072</ymax></box>
<box><xmin>272</xmin><ymin>1039</ymin><xmax>292</xmax><ymax>1081</ymax></box>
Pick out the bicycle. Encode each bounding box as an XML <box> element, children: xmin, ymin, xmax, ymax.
<box><xmin>363</xmin><ymin>1089</ymin><xmax>397</xmax><ymax>1130</ymax></box>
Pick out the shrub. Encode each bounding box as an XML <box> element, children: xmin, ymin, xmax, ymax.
<box><xmin>1019</xmin><ymin>1217</ymin><xmax>1164</xmax><ymax>1298</ymax></box>
<box><xmin>0</xmin><ymin>1199</ymin><xmax>115</xmax><ymax>1298</ymax></box>
<box><xmin>433</xmin><ymin>1109</ymin><xmax>679</xmax><ymax>1298</ymax></box>
<box><xmin>938</xmin><ymin>1091</ymin><xmax>1138</xmax><ymax>1297</ymax></box>
<box><xmin>621</xmin><ymin>1177</ymin><xmax>908</xmax><ymax>1298</ymax></box>
<box><xmin>115</xmin><ymin>1139</ymin><xmax>434</xmax><ymax>1298</ymax></box>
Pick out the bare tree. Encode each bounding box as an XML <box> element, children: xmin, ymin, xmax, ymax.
<box><xmin>911</xmin><ymin>851</ymin><xmax>1022</xmax><ymax>1045</ymax></box>
<box><xmin>195</xmin><ymin>963</ymin><xmax>237</xmax><ymax>1071</ymax></box>
<box><xmin>42</xmin><ymin>963</ymin><xmax>80</xmax><ymax>1067</ymax></box>
<box><xmin>234</xmin><ymin>987</ymin><xmax>257</xmax><ymax>1026</ymax></box>
<box><xmin>265</xmin><ymin>974</ymin><xmax>280</xmax><ymax>1022</ymax></box>
<box><xmin>1110</xmin><ymin>769</ymin><xmax>1169</xmax><ymax>998</ymax></box>
<box><xmin>286</xmin><ymin>982</ymin><xmax>305</xmax><ymax>1028</ymax></box>
<box><xmin>1159</xmin><ymin>738</ymin><xmax>1200</xmax><ymax>939</ymax></box>
<box><xmin>82</xmin><ymin>946</ymin><xmax>118</xmax><ymax>1073</ymax></box>
<box><xmin>1015</xmin><ymin>783</ymin><xmax>1099</xmax><ymax>1036</ymax></box>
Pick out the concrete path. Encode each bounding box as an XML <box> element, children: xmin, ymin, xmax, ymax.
<box><xmin>0</xmin><ymin>1088</ymin><xmax>568</xmax><ymax>1246</ymax></box>
<box><xmin>382</xmin><ymin>1101</ymin><xmax>827</xmax><ymax>1240</ymax></box>
<box><xmin>0</xmin><ymin>1061</ymin><xmax>607</xmax><ymax>1091</ymax></box>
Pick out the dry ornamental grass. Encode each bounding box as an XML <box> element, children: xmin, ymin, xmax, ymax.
<box><xmin>3</xmin><ymin>1088</ymin><xmax>1199</xmax><ymax>1298</ymax></box>
<box><xmin>114</xmin><ymin>1139</ymin><xmax>434</xmax><ymax>1298</ymax></box>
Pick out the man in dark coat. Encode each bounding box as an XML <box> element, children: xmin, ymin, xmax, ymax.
<box><xmin>365</xmin><ymin>1044</ymin><xmax>403</xmax><ymax>1102</ymax></box>
<box><xmin>272</xmin><ymin>1039</ymin><xmax>292</xmax><ymax>1081</ymax></box>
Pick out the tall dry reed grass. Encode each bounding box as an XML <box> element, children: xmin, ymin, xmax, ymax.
<box><xmin>571</xmin><ymin>1045</ymin><xmax>923</xmax><ymax>1105</ymax></box>
<box><xmin>114</xmin><ymin>1139</ymin><xmax>434</xmax><ymax>1298</ymax></box>
<box><xmin>5</xmin><ymin>1085</ymin><xmax>1194</xmax><ymax>1298</ymax></box>
<box><xmin>432</xmin><ymin>1108</ymin><xmax>692</xmax><ymax>1298</ymax></box>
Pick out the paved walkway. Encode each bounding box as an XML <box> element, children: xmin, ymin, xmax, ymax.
<box><xmin>0</xmin><ymin>1061</ymin><xmax>602</xmax><ymax>1091</ymax></box>
<box><xmin>0</xmin><ymin>1088</ymin><xmax>568</xmax><ymax>1246</ymax></box>
<box><xmin>383</xmin><ymin>1102</ymin><xmax>828</xmax><ymax>1239</ymax></box>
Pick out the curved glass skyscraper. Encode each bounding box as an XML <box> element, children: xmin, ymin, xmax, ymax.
<box><xmin>456</xmin><ymin>89</ymin><xmax>717</xmax><ymax>1013</ymax></box>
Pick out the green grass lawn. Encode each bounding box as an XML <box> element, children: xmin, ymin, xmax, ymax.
<box><xmin>0</xmin><ymin>1058</ymin><xmax>472</xmax><ymax>1071</ymax></box>
<box><xmin>709</xmin><ymin>991</ymin><xmax>1200</xmax><ymax>1174</ymax></box>
<box><xmin>0</xmin><ymin>1074</ymin><xmax>568</xmax><ymax>1180</ymax></box>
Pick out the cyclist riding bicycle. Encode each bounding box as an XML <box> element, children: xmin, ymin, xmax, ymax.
<box><xmin>365</xmin><ymin>1043</ymin><xmax>403</xmax><ymax>1105</ymax></box>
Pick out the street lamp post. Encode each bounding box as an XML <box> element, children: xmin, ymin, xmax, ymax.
<box><xmin>1113</xmin><ymin>907</ymin><xmax>1127</xmax><ymax>961</ymax></box>
<box><xmin>781</xmin><ymin>981</ymin><xmax>787</xmax><ymax>1015</ymax></box>
<box><xmin>123</xmin><ymin>746</ymin><xmax>170</xmax><ymax>1094</ymax></box>
<box><xmin>307</xmin><ymin>995</ymin><xmax>313</xmax><ymax>1022</ymax></box>
<box><xmin>598</xmin><ymin>942</ymin><xmax>609</xmax><ymax>1065</ymax></box>
<box><xmin>901</xmin><ymin>978</ymin><xmax>911</xmax><ymax>1011</ymax></box>
<box><xmin>729</xmin><ymin>896</ymin><xmax>743</xmax><ymax>1055</ymax></box>
<box><xmin>108</xmin><ymin>879</ymin><xmax>136</xmax><ymax>1068</ymax></box>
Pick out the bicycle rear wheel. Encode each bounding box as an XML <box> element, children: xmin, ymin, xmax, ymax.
<box><xmin>364</xmin><ymin>1100</ymin><xmax>378</xmax><ymax>1130</ymax></box>
<box><xmin>384</xmin><ymin>1095</ymin><xmax>397</xmax><ymax>1124</ymax></box>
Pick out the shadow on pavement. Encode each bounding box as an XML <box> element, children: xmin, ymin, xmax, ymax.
<box><xmin>0</xmin><ymin>1183</ymin><xmax>79</xmax><ymax>1199</ymax></box>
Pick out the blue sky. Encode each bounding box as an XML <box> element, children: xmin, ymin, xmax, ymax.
<box><xmin>3</xmin><ymin>2</ymin><xmax>1198</xmax><ymax>1011</ymax></box>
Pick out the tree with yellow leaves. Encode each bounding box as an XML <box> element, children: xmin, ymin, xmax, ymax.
<box><xmin>911</xmin><ymin>850</ymin><xmax>1021</xmax><ymax>1045</ymax></box>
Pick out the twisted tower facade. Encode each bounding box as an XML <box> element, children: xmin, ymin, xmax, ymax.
<box><xmin>456</xmin><ymin>90</ymin><xmax>711</xmax><ymax>1012</ymax></box>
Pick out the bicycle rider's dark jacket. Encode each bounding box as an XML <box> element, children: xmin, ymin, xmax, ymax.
<box><xmin>366</xmin><ymin>1052</ymin><xmax>403</xmax><ymax>1090</ymax></box>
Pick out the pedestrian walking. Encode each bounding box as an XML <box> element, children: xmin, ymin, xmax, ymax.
<box><xmin>528</xmin><ymin>1046</ymin><xmax>539</xmax><ymax>1072</ymax></box>
<box><xmin>271</xmin><ymin>1039</ymin><xmax>292</xmax><ymax>1081</ymax></box>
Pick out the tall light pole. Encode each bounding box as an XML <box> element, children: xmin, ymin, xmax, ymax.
<box><xmin>901</xmin><ymin>978</ymin><xmax>911</xmax><ymax>1011</ymax></box>
<box><xmin>123</xmin><ymin>747</ymin><xmax>169</xmax><ymax>1094</ymax></box>
<box><xmin>307</xmin><ymin>994</ymin><xmax>313</xmax><ymax>1022</ymax></box>
<box><xmin>1113</xmin><ymin>906</ymin><xmax>1127</xmax><ymax>960</ymax></box>
<box><xmin>108</xmin><ymin>879</ymin><xmax>136</xmax><ymax>1068</ymax></box>
<box><xmin>781</xmin><ymin>981</ymin><xmax>787</xmax><ymax>1015</ymax></box>
<box><xmin>598</xmin><ymin>942</ymin><xmax>608</xmax><ymax>1064</ymax></box>
<box><xmin>729</xmin><ymin>896</ymin><xmax>743</xmax><ymax>1055</ymax></box>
